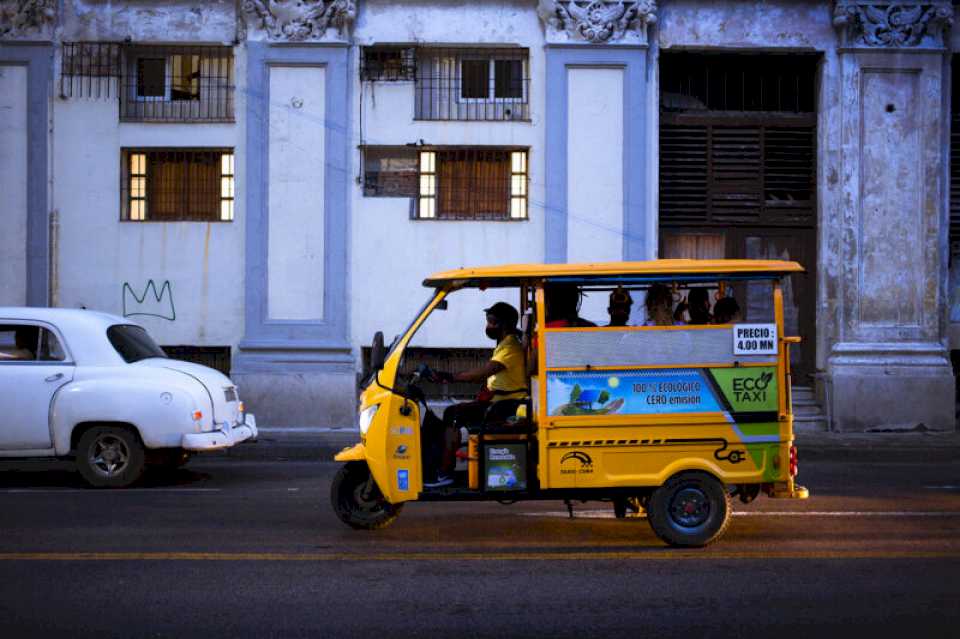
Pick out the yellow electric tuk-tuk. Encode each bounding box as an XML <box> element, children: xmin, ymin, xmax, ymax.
<box><xmin>333</xmin><ymin>260</ymin><xmax>809</xmax><ymax>547</ymax></box>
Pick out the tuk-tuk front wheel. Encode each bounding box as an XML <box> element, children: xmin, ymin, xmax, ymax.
<box><xmin>330</xmin><ymin>462</ymin><xmax>403</xmax><ymax>530</ymax></box>
<box><xmin>647</xmin><ymin>471</ymin><xmax>731</xmax><ymax>547</ymax></box>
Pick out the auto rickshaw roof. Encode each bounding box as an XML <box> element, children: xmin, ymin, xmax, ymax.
<box><xmin>423</xmin><ymin>259</ymin><xmax>805</xmax><ymax>287</ymax></box>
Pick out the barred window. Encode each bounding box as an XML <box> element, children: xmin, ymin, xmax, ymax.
<box><xmin>121</xmin><ymin>149</ymin><xmax>235</xmax><ymax>222</ymax></box>
<box><xmin>121</xmin><ymin>45</ymin><xmax>234</xmax><ymax>122</ymax></box>
<box><xmin>361</xmin><ymin>47</ymin><xmax>416</xmax><ymax>81</ymax></box>
<box><xmin>61</xmin><ymin>43</ymin><xmax>233</xmax><ymax>121</ymax></box>
<box><xmin>363</xmin><ymin>147</ymin><xmax>419</xmax><ymax>197</ymax></box>
<box><xmin>416</xmin><ymin>149</ymin><xmax>528</xmax><ymax>220</ymax></box>
<box><xmin>415</xmin><ymin>48</ymin><xmax>530</xmax><ymax>121</ymax></box>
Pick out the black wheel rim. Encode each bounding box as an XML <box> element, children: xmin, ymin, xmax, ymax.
<box><xmin>668</xmin><ymin>486</ymin><xmax>711</xmax><ymax>528</ymax></box>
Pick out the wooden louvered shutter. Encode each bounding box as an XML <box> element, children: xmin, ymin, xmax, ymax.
<box><xmin>660</xmin><ymin>117</ymin><xmax>816</xmax><ymax>229</ymax></box>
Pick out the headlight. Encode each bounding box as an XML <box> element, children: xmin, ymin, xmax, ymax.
<box><xmin>359</xmin><ymin>404</ymin><xmax>380</xmax><ymax>435</ymax></box>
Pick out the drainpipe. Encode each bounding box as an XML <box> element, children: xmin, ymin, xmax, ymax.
<box><xmin>49</xmin><ymin>209</ymin><xmax>59</xmax><ymax>307</ymax></box>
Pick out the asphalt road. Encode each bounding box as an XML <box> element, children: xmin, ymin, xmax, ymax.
<box><xmin>0</xmin><ymin>457</ymin><xmax>958</xmax><ymax>638</ymax></box>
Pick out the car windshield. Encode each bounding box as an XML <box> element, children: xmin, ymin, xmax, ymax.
<box><xmin>107</xmin><ymin>324</ymin><xmax>167</xmax><ymax>363</ymax></box>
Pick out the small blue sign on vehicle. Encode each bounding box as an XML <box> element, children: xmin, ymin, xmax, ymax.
<box><xmin>397</xmin><ymin>469</ymin><xmax>409</xmax><ymax>491</ymax></box>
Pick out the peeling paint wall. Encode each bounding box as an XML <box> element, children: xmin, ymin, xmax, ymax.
<box><xmin>61</xmin><ymin>0</ymin><xmax>236</xmax><ymax>42</ymax></box>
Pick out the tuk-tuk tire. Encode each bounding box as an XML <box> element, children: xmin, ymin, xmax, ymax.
<box><xmin>330</xmin><ymin>462</ymin><xmax>403</xmax><ymax>530</ymax></box>
<box><xmin>647</xmin><ymin>471</ymin><xmax>731</xmax><ymax>547</ymax></box>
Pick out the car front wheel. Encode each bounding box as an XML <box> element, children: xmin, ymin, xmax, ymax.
<box><xmin>76</xmin><ymin>426</ymin><xmax>146</xmax><ymax>488</ymax></box>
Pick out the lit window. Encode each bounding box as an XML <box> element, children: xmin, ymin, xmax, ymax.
<box><xmin>416</xmin><ymin>149</ymin><xmax>528</xmax><ymax>221</ymax></box>
<box><xmin>122</xmin><ymin>149</ymin><xmax>235</xmax><ymax>223</ymax></box>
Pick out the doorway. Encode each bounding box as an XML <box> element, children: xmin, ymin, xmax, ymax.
<box><xmin>659</xmin><ymin>52</ymin><xmax>819</xmax><ymax>383</ymax></box>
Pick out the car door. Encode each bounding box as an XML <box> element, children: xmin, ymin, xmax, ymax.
<box><xmin>0</xmin><ymin>322</ymin><xmax>75</xmax><ymax>450</ymax></box>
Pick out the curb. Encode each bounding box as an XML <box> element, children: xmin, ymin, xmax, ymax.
<box><xmin>212</xmin><ymin>428</ymin><xmax>960</xmax><ymax>463</ymax></box>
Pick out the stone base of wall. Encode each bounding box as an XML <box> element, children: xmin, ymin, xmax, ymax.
<box><xmin>827</xmin><ymin>345</ymin><xmax>956</xmax><ymax>431</ymax></box>
<box><xmin>231</xmin><ymin>370</ymin><xmax>357</xmax><ymax>428</ymax></box>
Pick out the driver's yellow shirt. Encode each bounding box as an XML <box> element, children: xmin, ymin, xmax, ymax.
<box><xmin>487</xmin><ymin>334</ymin><xmax>528</xmax><ymax>402</ymax></box>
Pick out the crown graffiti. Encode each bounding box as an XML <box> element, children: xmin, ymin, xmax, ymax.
<box><xmin>122</xmin><ymin>280</ymin><xmax>176</xmax><ymax>321</ymax></box>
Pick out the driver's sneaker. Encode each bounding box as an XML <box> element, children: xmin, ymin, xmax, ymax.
<box><xmin>423</xmin><ymin>473</ymin><xmax>454</xmax><ymax>488</ymax></box>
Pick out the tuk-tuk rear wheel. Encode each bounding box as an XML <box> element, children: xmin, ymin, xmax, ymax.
<box><xmin>647</xmin><ymin>471</ymin><xmax>731</xmax><ymax>547</ymax></box>
<box><xmin>330</xmin><ymin>462</ymin><xmax>403</xmax><ymax>530</ymax></box>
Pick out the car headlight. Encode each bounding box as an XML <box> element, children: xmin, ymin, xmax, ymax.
<box><xmin>359</xmin><ymin>404</ymin><xmax>380</xmax><ymax>435</ymax></box>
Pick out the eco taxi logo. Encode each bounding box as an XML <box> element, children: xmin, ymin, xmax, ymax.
<box><xmin>732</xmin><ymin>370</ymin><xmax>773</xmax><ymax>403</ymax></box>
<box><xmin>709</xmin><ymin>367</ymin><xmax>778</xmax><ymax>413</ymax></box>
<box><xmin>560</xmin><ymin>451</ymin><xmax>594</xmax><ymax>475</ymax></box>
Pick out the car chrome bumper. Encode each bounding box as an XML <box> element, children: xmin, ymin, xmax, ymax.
<box><xmin>181</xmin><ymin>414</ymin><xmax>258</xmax><ymax>451</ymax></box>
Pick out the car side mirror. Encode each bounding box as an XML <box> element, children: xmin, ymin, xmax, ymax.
<box><xmin>370</xmin><ymin>331</ymin><xmax>386</xmax><ymax>372</ymax></box>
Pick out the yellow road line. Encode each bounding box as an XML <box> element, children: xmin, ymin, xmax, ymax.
<box><xmin>0</xmin><ymin>550</ymin><xmax>958</xmax><ymax>562</ymax></box>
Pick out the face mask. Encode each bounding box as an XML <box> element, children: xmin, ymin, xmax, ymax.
<box><xmin>485</xmin><ymin>326</ymin><xmax>500</xmax><ymax>340</ymax></box>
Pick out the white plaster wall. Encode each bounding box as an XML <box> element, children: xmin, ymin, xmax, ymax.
<box><xmin>566</xmin><ymin>68</ymin><xmax>624</xmax><ymax>265</ymax></box>
<box><xmin>350</xmin><ymin>0</ymin><xmax>546</xmax><ymax>350</ymax></box>
<box><xmin>267</xmin><ymin>66</ymin><xmax>325</xmax><ymax>321</ymax></box>
<box><xmin>52</xmin><ymin>53</ymin><xmax>245</xmax><ymax>348</ymax></box>
<box><xmin>0</xmin><ymin>64</ymin><xmax>28</xmax><ymax>306</ymax></box>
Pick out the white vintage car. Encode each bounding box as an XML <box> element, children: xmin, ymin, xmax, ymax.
<box><xmin>0</xmin><ymin>307</ymin><xmax>257</xmax><ymax>487</ymax></box>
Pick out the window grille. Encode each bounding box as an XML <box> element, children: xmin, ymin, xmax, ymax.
<box><xmin>121</xmin><ymin>149</ymin><xmax>235</xmax><ymax>222</ymax></box>
<box><xmin>660</xmin><ymin>53</ymin><xmax>817</xmax><ymax>114</ymax></box>
<box><xmin>161</xmin><ymin>346</ymin><xmax>231</xmax><ymax>376</ymax></box>
<box><xmin>416</xmin><ymin>148</ymin><xmax>528</xmax><ymax>221</ymax></box>
<box><xmin>363</xmin><ymin>147</ymin><xmax>420</xmax><ymax>197</ymax></box>
<box><xmin>659</xmin><ymin>53</ymin><xmax>818</xmax><ymax>229</ymax></box>
<box><xmin>121</xmin><ymin>45</ymin><xmax>233</xmax><ymax>121</ymax></box>
<box><xmin>415</xmin><ymin>48</ymin><xmax>530</xmax><ymax>121</ymax></box>
<box><xmin>60</xmin><ymin>42</ymin><xmax>122</xmax><ymax>98</ymax></box>
<box><xmin>61</xmin><ymin>43</ymin><xmax>234</xmax><ymax>121</ymax></box>
<box><xmin>361</xmin><ymin>47</ymin><xmax>416</xmax><ymax>81</ymax></box>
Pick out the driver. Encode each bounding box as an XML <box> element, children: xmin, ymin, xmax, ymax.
<box><xmin>424</xmin><ymin>302</ymin><xmax>528</xmax><ymax>488</ymax></box>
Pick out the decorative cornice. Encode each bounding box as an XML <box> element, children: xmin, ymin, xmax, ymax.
<box><xmin>537</xmin><ymin>0</ymin><xmax>657</xmax><ymax>46</ymax></box>
<box><xmin>242</xmin><ymin>0</ymin><xmax>355</xmax><ymax>42</ymax></box>
<box><xmin>833</xmin><ymin>1</ymin><xmax>953</xmax><ymax>49</ymax></box>
<box><xmin>0</xmin><ymin>0</ymin><xmax>56</xmax><ymax>39</ymax></box>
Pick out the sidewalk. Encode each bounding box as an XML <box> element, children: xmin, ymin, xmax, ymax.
<box><xmin>221</xmin><ymin>426</ymin><xmax>960</xmax><ymax>463</ymax></box>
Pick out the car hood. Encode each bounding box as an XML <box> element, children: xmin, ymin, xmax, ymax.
<box><xmin>134</xmin><ymin>358</ymin><xmax>239</xmax><ymax>426</ymax></box>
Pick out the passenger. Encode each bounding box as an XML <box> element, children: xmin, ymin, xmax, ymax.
<box><xmin>607</xmin><ymin>286</ymin><xmax>633</xmax><ymax>327</ymax></box>
<box><xmin>425</xmin><ymin>302</ymin><xmax>528</xmax><ymax>488</ymax></box>
<box><xmin>643</xmin><ymin>283</ymin><xmax>677</xmax><ymax>326</ymax></box>
<box><xmin>713</xmin><ymin>296</ymin><xmax>742</xmax><ymax>324</ymax></box>
<box><xmin>674</xmin><ymin>287</ymin><xmax>713</xmax><ymax>325</ymax></box>
<box><xmin>544</xmin><ymin>283</ymin><xmax>596</xmax><ymax>328</ymax></box>
<box><xmin>0</xmin><ymin>326</ymin><xmax>38</xmax><ymax>361</ymax></box>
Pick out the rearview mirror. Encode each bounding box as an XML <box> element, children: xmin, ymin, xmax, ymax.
<box><xmin>436</xmin><ymin>300</ymin><xmax>448</xmax><ymax>310</ymax></box>
<box><xmin>370</xmin><ymin>331</ymin><xmax>386</xmax><ymax>372</ymax></box>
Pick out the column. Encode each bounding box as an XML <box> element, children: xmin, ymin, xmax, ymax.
<box><xmin>826</xmin><ymin>1</ymin><xmax>955</xmax><ymax>430</ymax></box>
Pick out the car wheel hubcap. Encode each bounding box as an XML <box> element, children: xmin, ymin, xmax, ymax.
<box><xmin>89</xmin><ymin>435</ymin><xmax>130</xmax><ymax>477</ymax></box>
<box><xmin>669</xmin><ymin>487</ymin><xmax>710</xmax><ymax>528</ymax></box>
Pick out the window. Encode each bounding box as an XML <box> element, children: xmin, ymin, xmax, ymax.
<box><xmin>416</xmin><ymin>48</ymin><xmax>530</xmax><ymax>121</ymax></box>
<box><xmin>0</xmin><ymin>324</ymin><xmax>66</xmax><ymax>362</ymax></box>
<box><xmin>120</xmin><ymin>45</ymin><xmax>234</xmax><ymax>122</ymax></box>
<box><xmin>107</xmin><ymin>325</ymin><xmax>167</xmax><ymax>364</ymax></box>
<box><xmin>121</xmin><ymin>149</ymin><xmax>235</xmax><ymax>222</ymax></box>
<box><xmin>416</xmin><ymin>149</ymin><xmax>528</xmax><ymax>220</ymax></box>
<box><xmin>361</xmin><ymin>47</ymin><xmax>416</xmax><ymax>81</ymax></box>
<box><xmin>363</xmin><ymin>147</ymin><xmax>420</xmax><ymax>197</ymax></box>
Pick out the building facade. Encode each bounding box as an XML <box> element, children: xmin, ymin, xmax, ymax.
<box><xmin>1</xmin><ymin>0</ymin><xmax>956</xmax><ymax>430</ymax></box>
